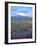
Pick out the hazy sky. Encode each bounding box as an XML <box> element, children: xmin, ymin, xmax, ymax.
<box><xmin>11</xmin><ymin>6</ymin><xmax>32</xmax><ymax>17</ymax></box>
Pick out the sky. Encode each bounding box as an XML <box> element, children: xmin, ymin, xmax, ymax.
<box><xmin>11</xmin><ymin>6</ymin><xmax>32</xmax><ymax>17</ymax></box>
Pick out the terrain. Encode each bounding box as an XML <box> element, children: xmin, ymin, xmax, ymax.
<box><xmin>11</xmin><ymin>15</ymin><xmax>32</xmax><ymax>39</ymax></box>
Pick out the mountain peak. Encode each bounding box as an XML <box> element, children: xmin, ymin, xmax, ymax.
<box><xmin>17</xmin><ymin>13</ymin><xmax>32</xmax><ymax>17</ymax></box>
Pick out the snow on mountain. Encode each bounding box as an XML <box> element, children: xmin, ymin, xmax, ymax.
<box><xmin>17</xmin><ymin>13</ymin><xmax>32</xmax><ymax>17</ymax></box>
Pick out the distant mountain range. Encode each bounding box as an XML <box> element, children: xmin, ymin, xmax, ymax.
<box><xmin>11</xmin><ymin>15</ymin><xmax>32</xmax><ymax>21</ymax></box>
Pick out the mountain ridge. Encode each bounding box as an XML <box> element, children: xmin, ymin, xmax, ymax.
<box><xmin>11</xmin><ymin>15</ymin><xmax>32</xmax><ymax>20</ymax></box>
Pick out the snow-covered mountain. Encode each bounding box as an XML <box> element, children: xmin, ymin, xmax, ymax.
<box><xmin>17</xmin><ymin>13</ymin><xmax>32</xmax><ymax>17</ymax></box>
<box><xmin>11</xmin><ymin>13</ymin><xmax>32</xmax><ymax>20</ymax></box>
